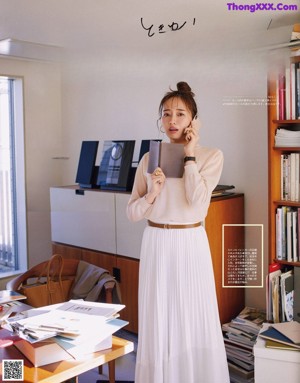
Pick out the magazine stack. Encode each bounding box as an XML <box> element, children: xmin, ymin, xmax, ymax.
<box><xmin>222</xmin><ymin>307</ymin><xmax>266</xmax><ymax>383</ymax></box>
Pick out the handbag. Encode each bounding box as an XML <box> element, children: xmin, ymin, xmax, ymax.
<box><xmin>20</xmin><ymin>254</ymin><xmax>74</xmax><ymax>307</ymax></box>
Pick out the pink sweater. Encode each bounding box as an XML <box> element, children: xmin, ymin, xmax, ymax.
<box><xmin>127</xmin><ymin>145</ymin><xmax>223</xmax><ymax>224</ymax></box>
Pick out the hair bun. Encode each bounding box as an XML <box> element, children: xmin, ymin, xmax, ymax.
<box><xmin>177</xmin><ymin>81</ymin><xmax>194</xmax><ymax>97</ymax></box>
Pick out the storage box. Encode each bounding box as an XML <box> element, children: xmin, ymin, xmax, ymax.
<box><xmin>254</xmin><ymin>325</ymin><xmax>300</xmax><ymax>383</ymax></box>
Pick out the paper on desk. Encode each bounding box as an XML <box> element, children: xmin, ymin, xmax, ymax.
<box><xmin>55</xmin><ymin>319</ymin><xmax>129</xmax><ymax>348</ymax></box>
<box><xmin>54</xmin><ymin>318</ymin><xmax>129</xmax><ymax>359</ymax></box>
<box><xmin>57</xmin><ymin>300</ymin><xmax>125</xmax><ymax>318</ymax></box>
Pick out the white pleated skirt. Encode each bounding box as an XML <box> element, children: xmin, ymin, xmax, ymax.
<box><xmin>135</xmin><ymin>225</ymin><xmax>230</xmax><ymax>383</ymax></box>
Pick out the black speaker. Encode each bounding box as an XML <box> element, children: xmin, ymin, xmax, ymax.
<box><xmin>97</xmin><ymin>140</ymin><xmax>135</xmax><ymax>191</ymax></box>
<box><xmin>75</xmin><ymin>141</ymin><xmax>99</xmax><ymax>188</ymax></box>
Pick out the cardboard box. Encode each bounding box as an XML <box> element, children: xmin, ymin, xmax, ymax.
<box><xmin>254</xmin><ymin>325</ymin><xmax>300</xmax><ymax>383</ymax></box>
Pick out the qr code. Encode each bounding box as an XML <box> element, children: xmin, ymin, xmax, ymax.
<box><xmin>2</xmin><ymin>359</ymin><xmax>24</xmax><ymax>381</ymax></box>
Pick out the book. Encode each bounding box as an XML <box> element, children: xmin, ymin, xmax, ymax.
<box><xmin>265</xmin><ymin>339</ymin><xmax>300</xmax><ymax>351</ymax></box>
<box><xmin>0</xmin><ymin>290</ymin><xmax>26</xmax><ymax>305</ymax></box>
<box><xmin>280</xmin><ymin>270</ymin><xmax>294</xmax><ymax>322</ymax></box>
<box><xmin>259</xmin><ymin>325</ymin><xmax>300</xmax><ymax>349</ymax></box>
<box><xmin>272</xmin><ymin>321</ymin><xmax>300</xmax><ymax>344</ymax></box>
<box><xmin>147</xmin><ymin>141</ymin><xmax>184</xmax><ymax>178</ymax></box>
<box><xmin>14</xmin><ymin>337</ymin><xmax>73</xmax><ymax>367</ymax></box>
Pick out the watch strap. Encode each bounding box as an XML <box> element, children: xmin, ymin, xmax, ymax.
<box><xmin>184</xmin><ymin>156</ymin><xmax>196</xmax><ymax>163</ymax></box>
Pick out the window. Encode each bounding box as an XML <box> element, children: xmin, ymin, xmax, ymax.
<box><xmin>0</xmin><ymin>76</ymin><xmax>27</xmax><ymax>276</ymax></box>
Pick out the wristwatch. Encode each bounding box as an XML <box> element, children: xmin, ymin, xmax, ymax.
<box><xmin>184</xmin><ymin>156</ymin><xmax>196</xmax><ymax>163</ymax></box>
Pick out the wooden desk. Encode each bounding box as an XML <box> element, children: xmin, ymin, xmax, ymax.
<box><xmin>0</xmin><ymin>336</ymin><xmax>134</xmax><ymax>383</ymax></box>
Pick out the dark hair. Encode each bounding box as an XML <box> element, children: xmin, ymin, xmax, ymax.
<box><xmin>158</xmin><ymin>81</ymin><xmax>198</xmax><ymax>119</ymax></box>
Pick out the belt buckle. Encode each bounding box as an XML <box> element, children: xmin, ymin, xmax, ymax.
<box><xmin>163</xmin><ymin>223</ymin><xmax>170</xmax><ymax>229</ymax></box>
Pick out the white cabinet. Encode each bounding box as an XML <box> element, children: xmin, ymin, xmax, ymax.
<box><xmin>115</xmin><ymin>193</ymin><xmax>147</xmax><ymax>259</ymax></box>
<box><xmin>50</xmin><ymin>187</ymin><xmax>116</xmax><ymax>254</ymax></box>
<box><xmin>50</xmin><ymin>186</ymin><xmax>146</xmax><ymax>258</ymax></box>
<box><xmin>254</xmin><ymin>325</ymin><xmax>300</xmax><ymax>383</ymax></box>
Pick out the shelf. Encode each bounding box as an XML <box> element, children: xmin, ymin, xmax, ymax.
<box><xmin>273</xmin><ymin>147</ymin><xmax>300</xmax><ymax>151</ymax></box>
<box><xmin>273</xmin><ymin>200</ymin><xmax>300</xmax><ymax>207</ymax></box>
<box><xmin>273</xmin><ymin>120</ymin><xmax>300</xmax><ymax>124</ymax></box>
<box><xmin>273</xmin><ymin>259</ymin><xmax>300</xmax><ymax>267</ymax></box>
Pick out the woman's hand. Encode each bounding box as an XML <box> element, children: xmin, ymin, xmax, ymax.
<box><xmin>144</xmin><ymin>167</ymin><xmax>165</xmax><ymax>204</ymax></box>
<box><xmin>184</xmin><ymin>118</ymin><xmax>200</xmax><ymax>156</ymax></box>
<box><xmin>151</xmin><ymin>167</ymin><xmax>165</xmax><ymax>192</ymax></box>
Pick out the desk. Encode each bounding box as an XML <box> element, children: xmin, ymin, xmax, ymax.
<box><xmin>0</xmin><ymin>336</ymin><xmax>134</xmax><ymax>383</ymax></box>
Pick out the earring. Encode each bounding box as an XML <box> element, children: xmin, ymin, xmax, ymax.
<box><xmin>157</xmin><ymin>118</ymin><xmax>165</xmax><ymax>134</ymax></box>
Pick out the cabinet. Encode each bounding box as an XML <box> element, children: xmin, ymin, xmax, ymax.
<box><xmin>51</xmin><ymin>187</ymin><xmax>245</xmax><ymax>332</ymax></box>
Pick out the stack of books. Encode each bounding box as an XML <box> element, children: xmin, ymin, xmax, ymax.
<box><xmin>222</xmin><ymin>307</ymin><xmax>266</xmax><ymax>383</ymax></box>
<box><xmin>275</xmin><ymin>128</ymin><xmax>300</xmax><ymax>147</ymax></box>
<box><xmin>258</xmin><ymin>321</ymin><xmax>300</xmax><ymax>351</ymax></box>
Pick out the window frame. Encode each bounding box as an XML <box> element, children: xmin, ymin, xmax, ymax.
<box><xmin>0</xmin><ymin>75</ymin><xmax>27</xmax><ymax>278</ymax></box>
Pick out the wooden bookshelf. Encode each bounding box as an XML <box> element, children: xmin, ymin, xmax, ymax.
<box><xmin>268</xmin><ymin>54</ymin><xmax>300</xmax><ymax>266</ymax></box>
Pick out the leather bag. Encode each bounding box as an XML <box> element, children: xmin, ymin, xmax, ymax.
<box><xmin>20</xmin><ymin>254</ymin><xmax>74</xmax><ymax>307</ymax></box>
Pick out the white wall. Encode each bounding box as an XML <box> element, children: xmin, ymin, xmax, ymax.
<box><xmin>0</xmin><ymin>57</ymin><xmax>62</xmax><ymax>275</ymax></box>
<box><xmin>0</xmin><ymin>45</ymin><xmax>269</xmax><ymax>308</ymax></box>
<box><xmin>60</xmin><ymin>47</ymin><xmax>269</xmax><ymax>309</ymax></box>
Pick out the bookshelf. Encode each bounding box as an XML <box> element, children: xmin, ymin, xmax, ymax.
<box><xmin>268</xmin><ymin>48</ymin><xmax>300</xmax><ymax>324</ymax></box>
<box><xmin>268</xmin><ymin>50</ymin><xmax>300</xmax><ymax>268</ymax></box>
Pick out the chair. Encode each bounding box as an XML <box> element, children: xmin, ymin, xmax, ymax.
<box><xmin>6</xmin><ymin>258</ymin><xmax>117</xmax><ymax>383</ymax></box>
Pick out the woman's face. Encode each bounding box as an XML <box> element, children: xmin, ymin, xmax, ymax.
<box><xmin>161</xmin><ymin>97</ymin><xmax>193</xmax><ymax>144</ymax></box>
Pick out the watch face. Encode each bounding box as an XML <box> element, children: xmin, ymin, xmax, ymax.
<box><xmin>111</xmin><ymin>143</ymin><xmax>123</xmax><ymax>160</ymax></box>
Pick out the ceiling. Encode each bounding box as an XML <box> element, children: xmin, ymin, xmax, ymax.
<box><xmin>0</xmin><ymin>0</ymin><xmax>299</xmax><ymax>61</ymax></box>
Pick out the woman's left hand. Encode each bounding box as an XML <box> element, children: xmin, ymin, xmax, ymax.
<box><xmin>184</xmin><ymin>118</ymin><xmax>200</xmax><ymax>156</ymax></box>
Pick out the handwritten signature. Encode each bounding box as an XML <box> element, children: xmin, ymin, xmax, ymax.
<box><xmin>140</xmin><ymin>17</ymin><xmax>196</xmax><ymax>38</ymax></box>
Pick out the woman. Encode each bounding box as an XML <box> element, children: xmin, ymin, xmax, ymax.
<box><xmin>127</xmin><ymin>81</ymin><xmax>230</xmax><ymax>383</ymax></box>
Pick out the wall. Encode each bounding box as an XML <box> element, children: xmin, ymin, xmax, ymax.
<box><xmin>0</xmin><ymin>57</ymin><xmax>62</xmax><ymax>282</ymax></box>
<box><xmin>60</xmin><ymin>47</ymin><xmax>269</xmax><ymax>309</ymax></box>
<box><xmin>0</xmin><ymin>26</ymin><xmax>270</xmax><ymax>309</ymax></box>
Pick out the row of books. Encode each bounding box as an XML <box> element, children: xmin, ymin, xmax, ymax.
<box><xmin>277</xmin><ymin>60</ymin><xmax>300</xmax><ymax>120</ymax></box>
<box><xmin>222</xmin><ymin>307</ymin><xmax>265</xmax><ymax>383</ymax></box>
<box><xmin>280</xmin><ymin>153</ymin><xmax>300</xmax><ymax>201</ymax></box>
<box><xmin>276</xmin><ymin>206</ymin><xmax>300</xmax><ymax>262</ymax></box>
<box><xmin>266</xmin><ymin>264</ymin><xmax>294</xmax><ymax>323</ymax></box>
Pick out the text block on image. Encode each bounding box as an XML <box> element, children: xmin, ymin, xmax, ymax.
<box><xmin>222</xmin><ymin>224</ymin><xmax>264</xmax><ymax>288</ymax></box>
